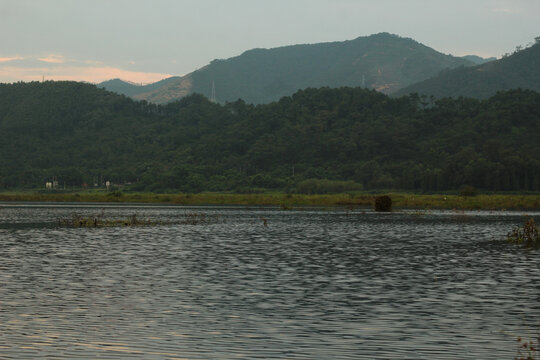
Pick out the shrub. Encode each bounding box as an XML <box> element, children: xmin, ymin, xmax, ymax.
<box><xmin>296</xmin><ymin>178</ymin><xmax>362</xmax><ymax>194</ymax></box>
<box><xmin>459</xmin><ymin>185</ymin><xmax>478</xmax><ymax>197</ymax></box>
<box><xmin>374</xmin><ymin>195</ymin><xmax>392</xmax><ymax>212</ymax></box>
<box><xmin>107</xmin><ymin>190</ymin><xmax>124</xmax><ymax>198</ymax></box>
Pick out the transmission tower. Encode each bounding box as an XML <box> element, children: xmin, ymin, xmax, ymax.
<box><xmin>210</xmin><ymin>80</ymin><xmax>216</xmax><ymax>103</ymax></box>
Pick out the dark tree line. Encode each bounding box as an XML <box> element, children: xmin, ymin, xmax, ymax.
<box><xmin>0</xmin><ymin>81</ymin><xmax>539</xmax><ymax>193</ymax></box>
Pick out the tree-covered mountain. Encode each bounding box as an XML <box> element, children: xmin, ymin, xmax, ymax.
<box><xmin>460</xmin><ymin>55</ymin><xmax>496</xmax><ymax>65</ymax></box>
<box><xmin>1</xmin><ymin>81</ymin><xmax>539</xmax><ymax>193</ymax></box>
<box><xmin>395</xmin><ymin>42</ymin><xmax>540</xmax><ymax>98</ymax></box>
<box><xmin>98</xmin><ymin>33</ymin><xmax>473</xmax><ymax>104</ymax></box>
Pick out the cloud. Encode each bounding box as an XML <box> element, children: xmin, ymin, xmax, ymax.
<box><xmin>492</xmin><ymin>8</ymin><xmax>520</xmax><ymax>14</ymax></box>
<box><xmin>0</xmin><ymin>54</ymin><xmax>172</xmax><ymax>84</ymax></box>
<box><xmin>82</xmin><ymin>59</ymin><xmax>105</xmax><ymax>66</ymax></box>
<box><xmin>38</xmin><ymin>54</ymin><xmax>65</xmax><ymax>63</ymax></box>
<box><xmin>0</xmin><ymin>65</ymin><xmax>171</xmax><ymax>84</ymax></box>
<box><xmin>0</xmin><ymin>56</ymin><xmax>24</xmax><ymax>63</ymax></box>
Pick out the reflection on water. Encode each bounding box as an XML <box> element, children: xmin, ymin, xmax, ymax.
<box><xmin>0</xmin><ymin>204</ymin><xmax>539</xmax><ymax>359</ymax></box>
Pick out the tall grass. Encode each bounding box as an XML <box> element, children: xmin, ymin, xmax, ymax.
<box><xmin>1</xmin><ymin>191</ymin><xmax>539</xmax><ymax>209</ymax></box>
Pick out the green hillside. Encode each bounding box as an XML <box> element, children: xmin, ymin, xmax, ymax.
<box><xmin>395</xmin><ymin>42</ymin><xmax>540</xmax><ymax>98</ymax></box>
<box><xmin>100</xmin><ymin>33</ymin><xmax>473</xmax><ymax>104</ymax></box>
<box><xmin>0</xmin><ymin>81</ymin><xmax>539</xmax><ymax>193</ymax></box>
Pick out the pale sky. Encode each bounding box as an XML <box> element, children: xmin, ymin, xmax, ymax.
<box><xmin>0</xmin><ymin>0</ymin><xmax>538</xmax><ymax>84</ymax></box>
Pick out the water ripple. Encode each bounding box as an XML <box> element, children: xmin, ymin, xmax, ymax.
<box><xmin>0</xmin><ymin>206</ymin><xmax>539</xmax><ymax>359</ymax></box>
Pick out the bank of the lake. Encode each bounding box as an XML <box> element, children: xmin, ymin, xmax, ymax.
<box><xmin>0</xmin><ymin>191</ymin><xmax>539</xmax><ymax>210</ymax></box>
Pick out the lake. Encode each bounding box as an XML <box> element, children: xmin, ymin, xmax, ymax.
<box><xmin>0</xmin><ymin>203</ymin><xmax>539</xmax><ymax>359</ymax></box>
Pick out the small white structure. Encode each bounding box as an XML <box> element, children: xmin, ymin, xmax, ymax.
<box><xmin>106</xmin><ymin>181</ymin><xmax>111</xmax><ymax>190</ymax></box>
<box><xmin>45</xmin><ymin>182</ymin><xmax>52</xmax><ymax>190</ymax></box>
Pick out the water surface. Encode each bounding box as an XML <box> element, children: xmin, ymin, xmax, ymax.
<box><xmin>0</xmin><ymin>204</ymin><xmax>539</xmax><ymax>359</ymax></box>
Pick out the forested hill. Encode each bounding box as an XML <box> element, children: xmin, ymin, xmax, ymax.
<box><xmin>395</xmin><ymin>42</ymin><xmax>540</xmax><ymax>98</ymax></box>
<box><xmin>1</xmin><ymin>81</ymin><xmax>539</xmax><ymax>193</ymax></box>
<box><xmin>99</xmin><ymin>33</ymin><xmax>473</xmax><ymax>104</ymax></box>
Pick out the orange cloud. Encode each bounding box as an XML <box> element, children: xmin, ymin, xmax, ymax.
<box><xmin>38</xmin><ymin>54</ymin><xmax>65</xmax><ymax>63</ymax></box>
<box><xmin>0</xmin><ymin>65</ymin><xmax>172</xmax><ymax>84</ymax></box>
<box><xmin>0</xmin><ymin>56</ymin><xmax>23</xmax><ymax>62</ymax></box>
<box><xmin>83</xmin><ymin>59</ymin><xmax>104</xmax><ymax>66</ymax></box>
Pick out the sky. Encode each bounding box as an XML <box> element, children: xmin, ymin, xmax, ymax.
<box><xmin>1</xmin><ymin>0</ymin><xmax>539</xmax><ymax>84</ymax></box>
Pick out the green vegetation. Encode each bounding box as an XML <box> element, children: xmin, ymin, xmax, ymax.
<box><xmin>1</xmin><ymin>191</ymin><xmax>539</xmax><ymax>210</ymax></box>
<box><xmin>459</xmin><ymin>185</ymin><xmax>478</xmax><ymax>197</ymax></box>
<box><xmin>296</xmin><ymin>179</ymin><xmax>362</xmax><ymax>194</ymax></box>
<box><xmin>100</xmin><ymin>33</ymin><xmax>473</xmax><ymax>104</ymax></box>
<box><xmin>395</xmin><ymin>41</ymin><xmax>540</xmax><ymax>99</ymax></box>
<box><xmin>508</xmin><ymin>218</ymin><xmax>540</xmax><ymax>249</ymax></box>
<box><xmin>1</xmin><ymin>81</ymin><xmax>539</xmax><ymax>194</ymax></box>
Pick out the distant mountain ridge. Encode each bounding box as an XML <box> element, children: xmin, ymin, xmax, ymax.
<box><xmin>461</xmin><ymin>55</ymin><xmax>497</xmax><ymax>65</ymax></box>
<box><xmin>98</xmin><ymin>33</ymin><xmax>474</xmax><ymax>104</ymax></box>
<box><xmin>395</xmin><ymin>42</ymin><xmax>540</xmax><ymax>98</ymax></box>
<box><xmin>98</xmin><ymin>77</ymin><xmax>181</xmax><ymax>98</ymax></box>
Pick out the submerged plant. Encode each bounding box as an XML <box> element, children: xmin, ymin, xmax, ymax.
<box><xmin>515</xmin><ymin>326</ymin><xmax>540</xmax><ymax>360</ymax></box>
<box><xmin>280</xmin><ymin>203</ymin><xmax>292</xmax><ymax>210</ymax></box>
<box><xmin>180</xmin><ymin>212</ymin><xmax>209</xmax><ymax>225</ymax></box>
<box><xmin>58</xmin><ymin>212</ymin><xmax>158</xmax><ymax>228</ymax></box>
<box><xmin>508</xmin><ymin>217</ymin><xmax>540</xmax><ymax>249</ymax></box>
<box><xmin>411</xmin><ymin>209</ymin><xmax>427</xmax><ymax>217</ymax></box>
<box><xmin>57</xmin><ymin>210</ymin><xmax>219</xmax><ymax>228</ymax></box>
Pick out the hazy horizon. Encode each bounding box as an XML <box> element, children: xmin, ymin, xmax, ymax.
<box><xmin>1</xmin><ymin>0</ymin><xmax>539</xmax><ymax>84</ymax></box>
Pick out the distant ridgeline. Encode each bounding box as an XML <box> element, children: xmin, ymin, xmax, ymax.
<box><xmin>0</xmin><ymin>81</ymin><xmax>539</xmax><ymax>192</ymax></box>
<box><xmin>99</xmin><ymin>35</ymin><xmax>540</xmax><ymax>105</ymax></box>
<box><xmin>395</xmin><ymin>41</ymin><xmax>540</xmax><ymax>98</ymax></box>
<box><xmin>98</xmin><ymin>33</ymin><xmax>475</xmax><ymax>105</ymax></box>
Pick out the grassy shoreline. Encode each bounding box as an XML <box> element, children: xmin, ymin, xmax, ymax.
<box><xmin>0</xmin><ymin>191</ymin><xmax>539</xmax><ymax>210</ymax></box>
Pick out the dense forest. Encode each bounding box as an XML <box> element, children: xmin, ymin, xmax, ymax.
<box><xmin>0</xmin><ymin>81</ymin><xmax>539</xmax><ymax>193</ymax></box>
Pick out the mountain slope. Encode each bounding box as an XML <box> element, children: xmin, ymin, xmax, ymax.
<box><xmin>100</xmin><ymin>33</ymin><xmax>473</xmax><ymax>104</ymax></box>
<box><xmin>133</xmin><ymin>76</ymin><xmax>192</xmax><ymax>103</ymax></box>
<box><xmin>395</xmin><ymin>43</ymin><xmax>540</xmax><ymax>98</ymax></box>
